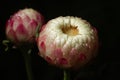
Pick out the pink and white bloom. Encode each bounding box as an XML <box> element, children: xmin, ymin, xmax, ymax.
<box><xmin>37</xmin><ymin>16</ymin><xmax>98</xmax><ymax>69</ymax></box>
<box><xmin>6</xmin><ymin>8</ymin><xmax>44</xmax><ymax>45</ymax></box>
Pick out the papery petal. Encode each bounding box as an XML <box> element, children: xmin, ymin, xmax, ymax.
<box><xmin>37</xmin><ymin>16</ymin><xmax>99</xmax><ymax>69</ymax></box>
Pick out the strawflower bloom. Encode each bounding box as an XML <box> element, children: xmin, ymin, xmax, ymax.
<box><xmin>37</xmin><ymin>16</ymin><xmax>98</xmax><ymax>69</ymax></box>
<box><xmin>6</xmin><ymin>8</ymin><xmax>44</xmax><ymax>45</ymax></box>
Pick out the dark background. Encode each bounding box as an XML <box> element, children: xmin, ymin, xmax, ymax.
<box><xmin>0</xmin><ymin>0</ymin><xmax>120</xmax><ymax>80</ymax></box>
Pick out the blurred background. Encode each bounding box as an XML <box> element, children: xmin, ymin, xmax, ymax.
<box><xmin>0</xmin><ymin>0</ymin><xmax>120</xmax><ymax>80</ymax></box>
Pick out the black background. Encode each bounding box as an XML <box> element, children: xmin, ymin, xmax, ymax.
<box><xmin>0</xmin><ymin>0</ymin><xmax>120</xmax><ymax>80</ymax></box>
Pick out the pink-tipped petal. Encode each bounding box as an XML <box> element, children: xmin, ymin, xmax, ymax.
<box><xmin>37</xmin><ymin>16</ymin><xmax>99</xmax><ymax>69</ymax></box>
<box><xmin>59</xmin><ymin>58</ymin><xmax>68</xmax><ymax>65</ymax></box>
<box><xmin>6</xmin><ymin>8</ymin><xmax>44</xmax><ymax>45</ymax></box>
<box><xmin>40</xmin><ymin>41</ymin><xmax>46</xmax><ymax>52</ymax></box>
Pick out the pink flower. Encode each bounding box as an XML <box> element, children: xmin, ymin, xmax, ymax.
<box><xmin>37</xmin><ymin>16</ymin><xmax>99</xmax><ymax>69</ymax></box>
<box><xmin>6</xmin><ymin>8</ymin><xmax>44</xmax><ymax>45</ymax></box>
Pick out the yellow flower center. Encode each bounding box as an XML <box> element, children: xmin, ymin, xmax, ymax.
<box><xmin>62</xmin><ymin>26</ymin><xmax>79</xmax><ymax>36</ymax></box>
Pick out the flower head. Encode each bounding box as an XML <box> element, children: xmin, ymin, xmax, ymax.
<box><xmin>37</xmin><ymin>16</ymin><xmax>98</xmax><ymax>69</ymax></box>
<box><xmin>6</xmin><ymin>8</ymin><xmax>44</xmax><ymax>46</ymax></box>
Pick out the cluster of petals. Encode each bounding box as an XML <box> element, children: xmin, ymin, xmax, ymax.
<box><xmin>5</xmin><ymin>7</ymin><xmax>99</xmax><ymax>69</ymax></box>
<box><xmin>6</xmin><ymin>8</ymin><xmax>44</xmax><ymax>45</ymax></box>
<box><xmin>37</xmin><ymin>16</ymin><xmax>98</xmax><ymax>69</ymax></box>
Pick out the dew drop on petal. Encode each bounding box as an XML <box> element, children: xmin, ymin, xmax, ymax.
<box><xmin>86</xmin><ymin>43</ymin><xmax>91</xmax><ymax>49</ymax></box>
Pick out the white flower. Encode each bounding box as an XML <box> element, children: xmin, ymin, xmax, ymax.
<box><xmin>37</xmin><ymin>16</ymin><xmax>98</xmax><ymax>69</ymax></box>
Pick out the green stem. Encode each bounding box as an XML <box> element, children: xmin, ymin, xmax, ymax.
<box><xmin>64</xmin><ymin>70</ymin><xmax>70</xmax><ymax>80</ymax></box>
<box><xmin>21</xmin><ymin>48</ymin><xmax>34</xmax><ymax>80</ymax></box>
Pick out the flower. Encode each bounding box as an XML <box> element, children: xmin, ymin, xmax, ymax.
<box><xmin>6</xmin><ymin>8</ymin><xmax>44</xmax><ymax>45</ymax></box>
<box><xmin>37</xmin><ymin>16</ymin><xmax>98</xmax><ymax>69</ymax></box>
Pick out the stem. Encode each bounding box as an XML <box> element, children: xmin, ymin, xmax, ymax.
<box><xmin>21</xmin><ymin>48</ymin><xmax>34</xmax><ymax>80</ymax></box>
<box><xmin>64</xmin><ymin>70</ymin><xmax>70</xmax><ymax>80</ymax></box>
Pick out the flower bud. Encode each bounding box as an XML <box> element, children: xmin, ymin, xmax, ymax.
<box><xmin>37</xmin><ymin>16</ymin><xmax>98</xmax><ymax>69</ymax></box>
<box><xmin>6</xmin><ymin>8</ymin><xmax>44</xmax><ymax>45</ymax></box>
